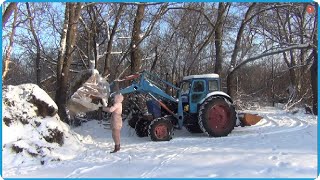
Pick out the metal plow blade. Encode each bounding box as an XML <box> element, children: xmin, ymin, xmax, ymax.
<box><xmin>238</xmin><ymin>113</ymin><xmax>263</xmax><ymax>126</ymax></box>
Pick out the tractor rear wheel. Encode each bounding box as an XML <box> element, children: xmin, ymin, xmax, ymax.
<box><xmin>198</xmin><ymin>96</ymin><xmax>236</xmax><ymax>137</ymax></box>
<box><xmin>135</xmin><ymin>118</ymin><xmax>150</xmax><ymax>137</ymax></box>
<box><xmin>128</xmin><ymin>114</ymin><xmax>140</xmax><ymax>128</ymax></box>
<box><xmin>148</xmin><ymin>117</ymin><xmax>173</xmax><ymax>141</ymax></box>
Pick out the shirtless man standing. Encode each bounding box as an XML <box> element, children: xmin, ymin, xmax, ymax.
<box><xmin>104</xmin><ymin>94</ymin><xmax>124</xmax><ymax>153</ymax></box>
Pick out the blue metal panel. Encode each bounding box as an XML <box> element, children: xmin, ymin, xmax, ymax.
<box><xmin>140</xmin><ymin>79</ymin><xmax>178</xmax><ymax>103</ymax></box>
<box><xmin>146</xmin><ymin>100</ymin><xmax>161</xmax><ymax>118</ymax></box>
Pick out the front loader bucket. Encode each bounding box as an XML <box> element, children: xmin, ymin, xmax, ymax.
<box><xmin>239</xmin><ymin>113</ymin><xmax>263</xmax><ymax>126</ymax></box>
<box><xmin>67</xmin><ymin>69</ymin><xmax>110</xmax><ymax>114</ymax></box>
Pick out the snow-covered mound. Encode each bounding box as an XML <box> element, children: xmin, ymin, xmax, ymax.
<box><xmin>2</xmin><ymin>84</ymin><xmax>85</xmax><ymax>168</ymax></box>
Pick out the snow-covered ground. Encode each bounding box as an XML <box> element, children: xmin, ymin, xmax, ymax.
<box><xmin>3</xmin><ymin>106</ymin><xmax>317</xmax><ymax>178</ymax></box>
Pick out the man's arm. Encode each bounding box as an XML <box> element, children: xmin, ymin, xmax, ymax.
<box><xmin>104</xmin><ymin>105</ymin><xmax>117</xmax><ymax>112</ymax></box>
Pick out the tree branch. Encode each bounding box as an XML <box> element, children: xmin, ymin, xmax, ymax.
<box><xmin>229</xmin><ymin>43</ymin><xmax>313</xmax><ymax>77</ymax></box>
<box><xmin>2</xmin><ymin>2</ymin><xmax>17</xmax><ymax>28</ymax></box>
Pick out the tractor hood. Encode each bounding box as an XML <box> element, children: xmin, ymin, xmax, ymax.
<box><xmin>199</xmin><ymin>91</ymin><xmax>232</xmax><ymax>104</ymax></box>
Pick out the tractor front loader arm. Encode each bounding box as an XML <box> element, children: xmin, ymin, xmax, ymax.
<box><xmin>112</xmin><ymin>72</ymin><xmax>177</xmax><ymax>103</ymax></box>
<box><xmin>110</xmin><ymin>71</ymin><xmax>184</xmax><ymax>129</ymax></box>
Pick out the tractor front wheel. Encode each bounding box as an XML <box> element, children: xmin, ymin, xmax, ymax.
<box><xmin>148</xmin><ymin>117</ymin><xmax>173</xmax><ymax>141</ymax></box>
<box><xmin>128</xmin><ymin>114</ymin><xmax>140</xmax><ymax>128</ymax></box>
<box><xmin>198</xmin><ymin>97</ymin><xmax>236</xmax><ymax>137</ymax></box>
<box><xmin>135</xmin><ymin>118</ymin><xmax>150</xmax><ymax>137</ymax></box>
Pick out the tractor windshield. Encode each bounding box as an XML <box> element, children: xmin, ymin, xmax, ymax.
<box><xmin>181</xmin><ymin>81</ymin><xmax>190</xmax><ymax>95</ymax></box>
<box><xmin>208</xmin><ymin>80</ymin><xmax>219</xmax><ymax>91</ymax></box>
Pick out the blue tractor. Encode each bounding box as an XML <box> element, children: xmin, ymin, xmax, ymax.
<box><xmin>113</xmin><ymin>71</ymin><xmax>237</xmax><ymax>141</ymax></box>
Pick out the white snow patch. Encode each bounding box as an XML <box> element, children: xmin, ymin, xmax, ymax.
<box><xmin>31</xmin><ymin>86</ymin><xmax>58</xmax><ymax>110</ymax></box>
<box><xmin>0</xmin><ymin>0</ymin><xmax>5</xmax><ymax>6</ymax></box>
<box><xmin>2</xmin><ymin>84</ymin><xmax>86</xmax><ymax>172</ymax></box>
<box><xmin>2</xmin><ymin>105</ymin><xmax>317</xmax><ymax>178</ymax></box>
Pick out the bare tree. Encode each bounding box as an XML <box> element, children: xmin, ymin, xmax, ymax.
<box><xmin>103</xmin><ymin>4</ymin><xmax>125</xmax><ymax>77</ymax></box>
<box><xmin>26</xmin><ymin>2</ymin><xmax>42</xmax><ymax>87</ymax></box>
<box><xmin>55</xmin><ymin>3</ymin><xmax>83</xmax><ymax>123</ymax></box>
<box><xmin>214</xmin><ymin>2</ymin><xmax>230</xmax><ymax>75</ymax></box>
<box><xmin>253</xmin><ymin>4</ymin><xmax>316</xmax><ymax>105</ymax></box>
<box><xmin>130</xmin><ymin>4</ymin><xmax>145</xmax><ymax>74</ymax></box>
<box><xmin>227</xmin><ymin>3</ymin><xmax>257</xmax><ymax>98</ymax></box>
<box><xmin>2</xmin><ymin>2</ymin><xmax>17</xmax><ymax>28</ymax></box>
<box><xmin>2</xmin><ymin>5</ymin><xmax>17</xmax><ymax>82</ymax></box>
<box><xmin>114</xmin><ymin>3</ymin><xmax>168</xmax><ymax>78</ymax></box>
<box><xmin>311</xmin><ymin>5</ymin><xmax>317</xmax><ymax>114</ymax></box>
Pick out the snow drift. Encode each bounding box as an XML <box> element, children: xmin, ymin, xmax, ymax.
<box><xmin>2</xmin><ymin>84</ymin><xmax>85</xmax><ymax>168</ymax></box>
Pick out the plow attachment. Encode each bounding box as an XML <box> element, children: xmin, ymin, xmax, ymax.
<box><xmin>238</xmin><ymin>113</ymin><xmax>263</xmax><ymax>126</ymax></box>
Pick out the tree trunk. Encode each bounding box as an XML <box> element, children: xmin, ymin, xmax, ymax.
<box><xmin>287</xmin><ymin>12</ymin><xmax>301</xmax><ymax>96</ymax></box>
<box><xmin>55</xmin><ymin>3</ymin><xmax>82</xmax><ymax>123</ymax></box>
<box><xmin>56</xmin><ymin>5</ymin><xmax>69</xmax><ymax>85</ymax></box>
<box><xmin>88</xmin><ymin>5</ymin><xmax>98</xmax><ymax>68</ymax></box>
<box><xmin>2</xmin><ymin>5</ymin><xmax>17</xmax><ymax>82</ymax></box>
<box><xmin>282</xmin><ymin>51</ymin><xmax>298</xmax><ymax>94</ymax></box>
<box><xmin>227</xmin><ymin>3</ymin><xmax>256</xmax><ymax>98</ymax></box>
<box><xmin>150</xmin><ymin>46</ymin><xmax>158</xmax><ymax>72</ymax></box>
<box><xmin>214</xmin><ymin>2</ymin><xmax>230</xmax><ymax>75</ymax></box>
<box><xmin>26</xmin><ymin>2</ymin><xmax>42</xmax><ymax>87</ymax></box>
<box><xmin>311</xmin><ymin>5</ymin><xmax>318</xmax><ymax>115</ymax></box>
<box><xmin>103</xmin><ymin>4</ymin><xmax>124</xmax><ymax>77</ymax></box>
<box><xmin>299</xmin><ymin>5</ymin><xmax>307</xmax><ymax>82</ymax></box>
<box><xmin>2</xmin><ymin>2</ymin><xmax>17</xmax><ymax>28</ymax></box>
<box><xmin>311</xmin><ymin>48</ymin><xmax>317</xmax><ymax>115</ymax></box>
<box><xmin>130</xmin><ymin>4</ymin><xmax>145</xmax><ymax>74</ymax></box>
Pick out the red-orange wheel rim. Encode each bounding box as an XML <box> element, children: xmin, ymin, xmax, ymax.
<box><xmin>208</xmin><ymin>104</ymin><xmax>230</xmax><ymax>133</ymax></box>
<box><xmin>154</xmin><ymin>124</ymin><xmax>168</xmax><ymax>140</ymax></box>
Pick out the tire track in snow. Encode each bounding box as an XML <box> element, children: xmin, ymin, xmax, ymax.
<box><xmin>263</xmin><ymin>115</ymin><xmax>308</xmax><ymax>135</ymax></box>
<box><xmin>140</xmin><ymin>146</ymin><xmax>191</xmax><ymax>178</ymax></box>
<box><xmin>65</xmin><ymin>153</ymin><xmax>127</xmax><ymax>178</ymax></box>
<box><xmin>135</xmin><ymin>113</ymin><xmax>311</xmax><ymax>171</ymax></box>
<box><xmin>66</xmin><ymin>166</ymin><xmax>102</xmax><ymax>178</ymax></box>
<box><xmin>65</xmin><ymin>112</ymin><xmax>313</xmax><ymax>178</ymax></box>
<box><xmin>64</xmin><ymin>139</ymin><xmax>122</xmax><ymax>178</ymax></box>
<box><xmin>66</xmin><ymin>138</ymin><xmax>153</xmax><ymax>178</ymax></box>
<box><xmin>231</xmin><ymin>114</ymin><xmax>309</xmax><ymax>138</ymax></box>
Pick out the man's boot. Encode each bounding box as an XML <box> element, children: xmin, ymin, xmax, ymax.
<box><xmin>110</xmin><ymin>144</ymin><xmax>120</xmax><ymax>153</ymax></box>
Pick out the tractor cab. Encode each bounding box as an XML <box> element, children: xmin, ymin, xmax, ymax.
<box><xmin>180</xmin><ymin>74</ymin><xmax>221</xmax><ymax>114</ymax></box>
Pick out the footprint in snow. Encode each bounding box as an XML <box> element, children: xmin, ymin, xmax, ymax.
<box><xmin>268</xmin><ymin>155</ymin><xmax>278</xmax><ymax>161</ymax></box>
<box><xmin>276</xmin><ymin>161</ymin><xmax>291</xmax><ymax>168</ymax></box>
<box><xmin>259</xmin><ymin>167</ymin><xmax>272</xmax><ymax>174</ymax></box>
<box><xmin>272</xmin><ymin>145</ymin><xmax>279</xmax><ymax>151</ymax></box>
<box><xmin>279</xmin><ymin>152</ymin><xmax>288</xmax><ymax>156</ymax></box>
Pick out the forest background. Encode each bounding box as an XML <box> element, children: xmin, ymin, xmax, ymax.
<box><xmin>2</xmin><ymin>2</ymin><xmax>318</xmax><ymax>123</ymax></box>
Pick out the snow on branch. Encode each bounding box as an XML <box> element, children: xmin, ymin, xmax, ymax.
<box><xmin>229</xmin><ymin>43</ymin><xmax>313</xmax><ymax>76</ymax></box>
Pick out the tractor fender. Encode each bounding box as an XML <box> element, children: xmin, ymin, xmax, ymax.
<box><xmin>199</xmin><ymin>91</ymin><xmax>233</xmax><ymax>105</ymax></box>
